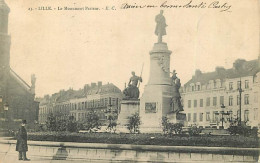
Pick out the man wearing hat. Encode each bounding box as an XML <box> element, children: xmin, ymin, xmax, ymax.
<box><xmin>16</xmin><ymin>120</ymin><xmax>30</xmax><ymax>161</ymax></box>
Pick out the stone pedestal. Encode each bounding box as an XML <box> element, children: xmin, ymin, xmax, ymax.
<box><xmin>117</xmin><ymin>100</ymin><xmax>139</xmax><ymax>133</ymax></box>
<box><xmin>168</xmin><ymin>112</ymin><xmax>186</xmax><ymax>124</ymax></box>
<box><xmin>140</xmin><ymin>42</ymin><xmax>174</xmax><ymax>133</ymax></box>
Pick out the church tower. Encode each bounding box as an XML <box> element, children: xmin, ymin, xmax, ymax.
<box><xmin>0</xmin><ymin>0</ymin><xmax>11</xmax><ymax>70</ymax></box>
<box><xmin>0</xmin><ymin>0</ymin><xmax>10</xmax><ymax>107</ymax></box>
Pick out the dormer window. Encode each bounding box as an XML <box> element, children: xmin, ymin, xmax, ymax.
<box><xmin>213</xmin><ymin>80</ymin><xmax>217</xmax><ymax>88</ymax></box>
<box><xmin>229</xmin><ymin>82</ymin><xmax>233</xmax><ymax>90</ymax></box>
<box><xmin>245</xmin><ymin>80</ymin><xmax>249</xmax><ymax>89</ymax></box>
<box><xmin>197</xmin><ymin>85</ymin><xmax>200</xmax><ymax>91</ymax></box>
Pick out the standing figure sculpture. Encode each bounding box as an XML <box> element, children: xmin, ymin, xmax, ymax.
<box><xmin>171</xmin><ymin>70</ymin><xmax>183</xmax><ymax>113</ymax></box>
<box><xmin>123</xmin><ymin>71</ymin><xmax>142</xmax><ymax>99</ymax></box>
<box><xmin>155</xmin><ymin>10</ymin><xmax>167</xmax><ymax>43</ymax></box>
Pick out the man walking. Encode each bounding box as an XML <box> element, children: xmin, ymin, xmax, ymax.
<box><xmin>16</xmin><ymin>120</ymin><xmax>30</xmax><ymax>161</ymax></box>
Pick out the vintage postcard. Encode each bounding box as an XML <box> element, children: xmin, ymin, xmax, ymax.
<box><xmin>0</xmin><ymin>0</ymin><xmax>259</xmax><ymax>162</ymax></box>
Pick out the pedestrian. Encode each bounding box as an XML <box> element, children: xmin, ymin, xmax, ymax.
<box><xmin>16</xmin><ymin>119</ymin><xmax>30</xmax><ymax>161</ymax></box>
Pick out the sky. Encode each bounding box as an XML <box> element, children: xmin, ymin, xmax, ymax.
<box><xmin>5</xmin><ymin>0</ymin><xmax>259</xmax><ymax>97</ymax></box>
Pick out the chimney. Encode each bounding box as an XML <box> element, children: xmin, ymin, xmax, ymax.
<box><xmin>233</xmin><ymin>59</ymin><xmax>246</xmax><ymax>71</ymax></box>
<box><xmin>98</xmin><ymin>81</ymin><xmax>102</xmax><ymax>88</ymax></box>
<box><xmin>195</xmin><ymin>69</ymin><xmax>202</xmax><ymax>77</ymax></box>
<box><xmin>44</xmin><ymin>95</ymin><xmax>50</xmax><ymax>100</ymax></box>
<box><xmin>215</xmin><ymin>66</ymin><xmax>225</xmax><ymax>75</ymax></box>
<box><xmin>84</xmin><ymin>84</ymin><xmax>90</xmax><ymax>93</ymax></box>
<box><xmin>91</xmin><ymin>82</ymin><xmax>96</xmax><ymax>88</ymax></box>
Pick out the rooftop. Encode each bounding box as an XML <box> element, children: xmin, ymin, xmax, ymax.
<box><xmin>184</xmin><ymin>59</ymin><xmax>259</xmax><ymax>87</ymax></box>
<box><xmin>40</xmin><ymin>82</ymin><xmax>122</xmax><ymax>105</ymax></box>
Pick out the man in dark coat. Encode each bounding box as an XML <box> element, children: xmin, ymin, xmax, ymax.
<box><xmin>16</xmin><ymin>120</ymin><xmax>30</xmax><ymax>161</ymax></box>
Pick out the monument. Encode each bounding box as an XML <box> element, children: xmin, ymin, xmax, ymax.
<box><xmin>117</xmin><ymin>71</ymin><xmax>142</xmax><ymax>132</ymax></box>
<box><xmin>139</xmin><ymin>10</ymin><xmax>185</xmax><ymax>133</ymax></box>
<box><xmin>117</xmin><ymin>10</ymin><xmax>185</xmax><ymax>133</ymax></box>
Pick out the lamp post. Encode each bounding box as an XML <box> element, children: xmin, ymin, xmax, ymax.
<box><xmin>238</xmin><ymin>78</ymin><xmax>243</xmax><ymax>126</ymax></box>
<box><xmin>220</xmin><ymin>104</ymin><xmax>230</xmax><ymax>129</ymax></box>
<box><xmin>4</xmin><ymin>102</ymin><xmax>8</xmax><ymax>130</ymax></box>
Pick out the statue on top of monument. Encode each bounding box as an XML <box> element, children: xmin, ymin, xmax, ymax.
<box><xmin>155</xmin><ymin>10</ymin><xmax>167</xmax><ymax>43</ymax></box>
<box><xmin>171</xmin><ymin>70</ymin><xmax>183</xmax><ymax>113</ymax></box>
<box><xmin>123</xmin><ymin>71</ymin><xmax>142</xmax><ymax>100</ymax></box>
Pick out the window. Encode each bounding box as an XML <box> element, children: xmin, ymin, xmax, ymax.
<box><xmin>188</xmin><ymin>100</ymin><xmax>191</xmax><ymax>108</ymax></box>
<box><xmin>213</xmin><ymin>111</ymin><xmax>219</xmax><ymax>122</ymax></box>
<box><xmin>220</xmin><ymin>96</ymin><xmax>224</xmax><ymax>105</ymax></box>
<box><xmin>229</xmin><ymin>82</ymin><xmax>233</xmax><ymax>90</ymax></box>
<box><xmin>237</xmin><ymin>81</ymin><xmax>241</xmax><ymax>89</ymax></box>
<box><xmin>192</xmin><ymin>86</ymin><xmax>194</xmax><ymax>91</ymax></box>
<box><xmin>206</xmin><ymin>112</ymin><xmax>210</xmax><ymax>121</ymax></box>
<box><xmin>213</xmin><ymin>81</ymin><xmax>217</xmax><ymax>88</ymax></box>
<box><xmin>206</xmin><ymin>97</ymin><xmax>210</xmax><ymax>106</ymax></box>
<box><xmin>228</xmin><ymin>111</ymin><xmax>233</xmax><ymax>121</ymax></box>
<box><xmin>200</xmin><ymin>99</ymin><xmax>203</xmax><ymax>107</ymax></box>
<box><xmin>193</xmin><ymin>113</ymin><xmax>197</xmax><ymax>122</ymax></box>
<box><xmin>254</xmin><ymin>92</ymin><xmax>258</xmax><ymax>103</ymax></box>
<box><xmin>197</xmin><ymin>85</ymin><xmax>201</xmax><ymax>91</ymax></box>
<box><xmin>254</xmin><ymin>108</ymin><xmax>258</xmax><ymax>120</ymax></box>
<box><xmin>199</xmin><ymin>113</ymin><xmax>203</xmax><ymax>121</ymax></box>
<box><xmin>229</xmin><ymin>96</ymin><xmax>233</xmax><ymax>106</ymax></box>
<box><xmin>244</xmin><ymin>110</ymin><xmax>249</xmax><ymax>121</ymax></box>
<box><xmin>244</xmin><ymin>94</ymin><xmax>249</xmax><ymax>105</ymax></box>
<box><xmin>194</xmin><ymin>100</ymin><xmax>197</xmax><ymax>108</ymax></box>
<box><xmin>237</xmin><ymin>95</ymin><xmax>240</xmax><ymax>105</ymax></box>
<box><xmin>188</xmin><ymin>113</ymin><xmax>191</xmax><ymax>122</ymax></box>
<box><xmin>245</xmin><ymin>80</ymin><xmax>249</xmax><ymax>89</ymax></box>
<box><xmin>213</xmin><ymin>97</ymin><xmax>217</xmax><ymax>106</ymax></box>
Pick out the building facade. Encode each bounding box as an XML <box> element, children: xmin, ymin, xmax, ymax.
<box><xmin>0</xmin><ymin>0</ymin><xmax>39</xmax><ymax>127</ymax></box>
<box><xmin>182</xmin><ymin>59</ymin><xmax>260</xmax><ymax>129</ymax></box>
<box><xmin>38</xmin><ymin>82</ymin><xmax>123</xmax><ymax>125</ymax></box>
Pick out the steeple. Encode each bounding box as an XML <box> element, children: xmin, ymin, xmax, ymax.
<box><xmin>0</xmin><ymin>0</ymin><xmax>10</xmax><ymax>34</ymax></box>
<box><xmin>0</xmin><ymin>0</ymin><xmax>11</xmax><ymax>69</ymax></box>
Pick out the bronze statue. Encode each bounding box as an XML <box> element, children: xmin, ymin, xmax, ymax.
<box><xmin>155</xmin><ymin>10</ymin><xmax>167</xmax><ymax>43</ymax></box>
<box><xmin>123</xmin><ymin>71</ymin><xmax>142</xmax><ymax>99</ymax></box>
<box><xmin>171</xmin><ymin>70</ymin><xmax>183</xmax><ymax>113</ymax></box>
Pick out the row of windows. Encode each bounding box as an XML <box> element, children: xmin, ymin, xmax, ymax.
<box><xmin>187</xmin><ymin>109</ymin><xmax>256</xmax><ymax>122</ymax></box>
<box><xmin>187</xmin><ymin>94</ymin><xmax>250</xmax><ymax>108</ymax></box>
<box><xmin>40</xmin><ymin>97</ymin><xmax>120</xmax><ymax>114</ymax></box>
<box><xmin>229</xmin><ymin>80</ymin><xmax>249</xmax><ymax>90</ymax></box>
<box><xmin>190</xmin><ymin>81</ymin><xmax>223</xmax><ymax>92</ymax></box>
<box><xmin>188</xmin><ymin>80</ymin><xmax>250</xmax><ymax>92</ymax></box>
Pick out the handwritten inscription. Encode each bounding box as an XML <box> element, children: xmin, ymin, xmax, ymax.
<box><xmin>121</xmin><ymin>0</ymin><xmax>232</xmax><ymax>12</ymax></box>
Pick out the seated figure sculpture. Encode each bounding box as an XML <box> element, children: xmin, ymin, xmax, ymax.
<box><xmin>171</xmin><ymin>70</ymin><xmax>184</xmax><ymax>113</ymax></box>
<box><xmin>123</xmin><ymin>71</ymin><xmax>142</xmax><ymax>100</ymax></box>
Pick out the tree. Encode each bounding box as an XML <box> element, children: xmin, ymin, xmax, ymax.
<box><xmin>188</xmin><ymin>125</ymin><xmax>202</xmax><ymax>136</ymax></box>
<box><xmin>127</xmin><ymin>113</ymin><xmax>141</xmax><ymax>133</ymax></box>
<box><xmin>84</xmin><ymin>110</ymin><xmax>101</xmax><ymax>132</ymax></box>
<box><xmin>162</xmin><ymin>116</ymin><xmax>184</xmax><ymax>136</ymax></box>
<box><xmin>162</xmin><ymin>116</ymin><xmax>170</xmax><ymax>135</ymax></box>
<box><xmin>67</xmin><ymin>116</ymin><xmax>77</xmax><ymax>132</ymax></box>
<box><xmin>46</xmin><ymin>113</ymin><xmax>57</xmax><ymax>131</ymax></box>
<box><xmin>105</xmin><ymin>108</ymin><xmax>118</xmax><ymax>133</ymax></box>
<box><xmin>106</xmin><ymin>114</ymin><xmax>117</xmax><ymax>133</ymax></box>
<box><xmin>172</xmin><ymin>123</ymin><xmax>184</xmax><ymax>134</ymax></box>
<box><xmin>56</xmin><ymin>119</ymin><xmax>67</xmax><ymax>132</ymax></box>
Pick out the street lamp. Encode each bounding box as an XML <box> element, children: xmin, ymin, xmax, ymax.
<box><xmin>238</xmin><ymin>78</ymin><xmax>243</xmax><ymax>126</ymax></box>
<box><xmin>3</xmin><ymin>103</ymin><xmax>8</xmax><ymax>130</ymax></box>
<box><xmin>220</xmin><ymin>104</ymin><xmax>230</xmax><ymax>129</ymax></box>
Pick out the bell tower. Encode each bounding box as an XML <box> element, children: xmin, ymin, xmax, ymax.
<box><xmin>0</xmin><ymin>0</ymin><xmax>11</xmax><ymax>70</ymax></box>
<box><xmin>0</xmin><ymin>0</ymin><xmax>10</xmax><ymax>109</ymax></box>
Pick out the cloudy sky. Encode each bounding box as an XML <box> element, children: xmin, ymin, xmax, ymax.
<box><xmin>5</xmin><ymin>0</ymin><xmax>259</xmax><ymax>97</ymax></box>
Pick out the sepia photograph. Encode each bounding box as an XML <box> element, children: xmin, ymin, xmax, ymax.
<box><xmin>0</xmin><ymin>0</ymin><xmax>259</xmax><ymax>162</ymax></box>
